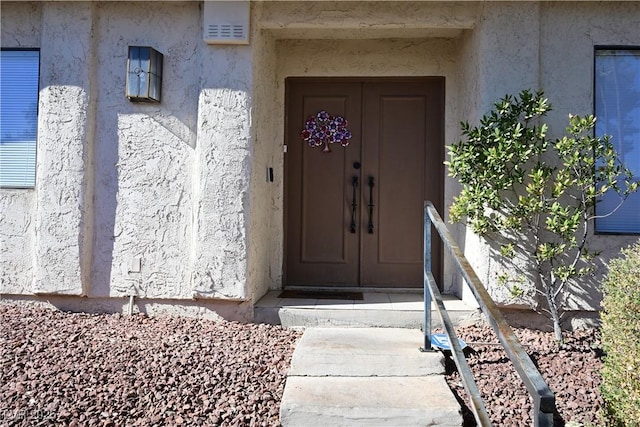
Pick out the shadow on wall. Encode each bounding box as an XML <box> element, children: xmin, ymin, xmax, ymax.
<box><xmin>90</xmin><ymin>106</ymin><xmax>120</xmax><ymax>297</ymax></box>
<box><xmin>483</xmin><ymin>236</ymin><xmax>604</xmax><ymax>330</ymax></box>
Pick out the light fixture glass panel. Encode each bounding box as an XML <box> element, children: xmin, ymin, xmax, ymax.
<box><xmin>126</xmin><ymin>46</ymin><xmax>162</xmax><ymax>102</ymax></box>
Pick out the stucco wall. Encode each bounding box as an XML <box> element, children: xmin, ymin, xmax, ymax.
<box><xmin>454</xmin><ymin>2</ymin><xmax>543</xmax><ymax>308</ymax></box>
<box><xmin>0</xmin><ymin>3</ymin><xmax>40</xmax><ymax>295</ymax></box>
<box><xmin>1</xmin><ymin>1</ymin><xmax>255</xmax><ymax>314</ymax></box>
<box><xmin>247</xmin><ymin>4</ymin><xmax>280</xmax><ymax>302</ymax></box>
<box><xmin>191</xmin><ymin>50</ymin><xmax>253</xmax><ymax>301</ymax></box>
<box><xmin>452</xmin><ymin>1</ymin><xmax>640</xmax><ymax>313</ymax></box>
<box><xmin>33</xmin><ymin>2</ymin><xmax>95</xmax><ymax>296</ymax></box>
<box><xmin>0</xmin><ymin>192</ymin><xmax>35</xmax><ymax>294</ymax></box>
<box><xmin>90</xmin><ymin>2</ymin><xmax>200</xmax><ymax>299</ymax></box>
<box><xmin>539</xmin><ymin>1</ymin><xmax>640</xmax><ymax>311</ymax></box>
<box><xmin>2</xmin><ymin>1</ymin><xmax>640</xmax><ymax>319</ymax></box>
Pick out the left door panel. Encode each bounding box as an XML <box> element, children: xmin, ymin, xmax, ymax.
<box><xmin>285</xmin><ymin>80</ymin><xmax>362</xmax><ymax>286</ymax></box>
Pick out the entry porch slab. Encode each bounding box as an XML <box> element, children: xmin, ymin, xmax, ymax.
<box><xmin>254</xmin><ymin>290</ymin><xmax>478</xmax><ymax>329</ymax></box>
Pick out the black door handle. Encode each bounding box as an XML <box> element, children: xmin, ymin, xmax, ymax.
<box><xmin>350</xmin><ymin>176</ymin><xmax>358</xmax><ymax>233</ymax></box>
<box><xmin>368</xmin><ymin>176</ymin><xmax>374</xmax><ymax>234</ymax></box>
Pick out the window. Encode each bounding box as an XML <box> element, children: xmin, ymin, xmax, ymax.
<box><xmin>0</xmin><ymin>49</ymin><xmax>40</xmax><ymax>188</ymax></box>
<box><xmin>595</xmin><ymin>48</ymin><xmax>640</xmax><ymax>234</ymax></box>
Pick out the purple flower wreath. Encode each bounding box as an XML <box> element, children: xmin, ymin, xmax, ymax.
<box><xmin>301</xmin><ymin>110</ymin><xmax>352</xmax><ymax>151</ymax></box>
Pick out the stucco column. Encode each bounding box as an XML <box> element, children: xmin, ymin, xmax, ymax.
<box><xmin>456</xmin><ymin>2</ymin><xmax>541</xmax><ymax>306</ymax></box>
<box><xmin>32</xmin><ymin>3</ymin><xmax>95</xmax><ymax>295</ymax></box>
<box><xmin>191</xmin><ymin>46</ymin><xmax>253</xmax><ymax>301</ymax></box>
<box><xmin>473</xmin><ymin>2</ymin><xmax>541</xmax><ymax>109</ymax></box>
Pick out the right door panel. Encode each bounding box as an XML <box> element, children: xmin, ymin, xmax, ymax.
<box><xmin>361</xmin><ymin>81</ymin><xmax>444</xmax><ymax>287</ymax></box>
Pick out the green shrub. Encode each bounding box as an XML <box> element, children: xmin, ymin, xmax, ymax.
<box><xmin>446</xmin><ymin>90</ymin><xmax>637</xmax><ymax>343</ymax></box>
<box><xmin>601</xmin><ymin>242</ymin><xmax>640</xmax><ymax>426</ymax></box>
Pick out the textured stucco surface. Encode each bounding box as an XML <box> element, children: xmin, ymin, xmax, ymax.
<box><xmin>257</xmin><ymin>1</ymin><xmax>477</xmax><ymax>39</ymax></box>
<box><xmin>90</xmin><ymin>2</ymin><xmax>200</xmax><ymax>299</ymax></box>
<box><xmin>538</xmin><ymin>1</ymin><xmax>640</xmax><ymax>310</ymax></box>
<box><xmin>2</xmin><ymin>1</ymin><xmax>640</xmax><ymax>318</ymax></box>
<box><xmin>33</xmin><ymin>2</ymin><xmax>94</xmax><ymax>295</ymax></box>
<box><xmin>0</xmin><ymin>4</ymin><xmax>41</xmax><ymax>295</ymax></box>
<box><xmin>1</xmin><ymin>1</ymin><xmax>255</xmax><ymax>311</ymax></box>
<box><xmin>0</xmin><ymin>193</ymin><xmax>35</xmax><ymax>294</ymax></box>
<box><xmin>247</xmin><ymin>7</ymin><xmax>280</xmax><ymax>302</ymax></box>
<box><xmin>453</xmin><ymin>2</ymin><xmax>542</xmax><ymax>307</ymax></box>
<box><xmin>192</xmin><ymin>84</ymin><xmax>252</xmax><ymax>300</ymax></box>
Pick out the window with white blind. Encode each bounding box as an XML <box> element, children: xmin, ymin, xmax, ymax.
<box><xmin>0</xmin><ymin>49</ymin><xmax>40</xmax><ymax>189</ymax></box>
<box><xmin>595</xmin><ymin>48</ymin><xmax>640</xmax><ymax>234</ymax></box>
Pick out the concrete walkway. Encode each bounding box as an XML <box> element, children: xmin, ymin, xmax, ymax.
<box><xmin>280</xmin><ymin>328</ymin><xmax>463</xmax><ymax>426</ymax></box>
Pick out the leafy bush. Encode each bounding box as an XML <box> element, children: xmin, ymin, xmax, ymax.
<box><xmin>601</xmin><ymin>242</ymin><xmax>640</xmax><ymax>426</ymax></box>
<box><xmin>447</xmin><ymin>89</ymin><xmax>637</xmax><ymax>342</ymax></box>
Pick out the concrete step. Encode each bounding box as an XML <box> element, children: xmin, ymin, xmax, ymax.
<box><xmin>281</xmin><ymin>376</ymin><xmax>463</xmax><ymax>426</ymax></box>
<box><xmin>280</xmin><ymin>328</ymin><xmax>463</xmax><ymax>426</ymax></box>
<box><xmin>288</xmin><ymin>328</ymin><xmax>444</xmax><ymax>376</ymax></box>
<box><xmin>254</xmin><ymin>291</ymin><xmax>479</xmax><ymax>329</ymax></box>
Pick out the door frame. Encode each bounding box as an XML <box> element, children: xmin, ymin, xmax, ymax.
<box><xmin>283</xmin><ymin>76</ymin><xmax>445</xmax><ymax>289</ymax></box>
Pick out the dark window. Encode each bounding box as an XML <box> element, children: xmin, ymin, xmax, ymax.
<box><xmin>0</xmin><ymin>49</ymin><xmax>40</xmax><ymax>188</ymax></box>
<box><xmin>595</xmin><ymin>48</ymin><xmax>640</xmax><ymax>234</ymax></box>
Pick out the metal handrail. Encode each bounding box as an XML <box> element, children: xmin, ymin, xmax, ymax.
<box><xmin>422</xmin><ymin>201</ymin><xmax>556</xmax><ymax>427</ymax></box>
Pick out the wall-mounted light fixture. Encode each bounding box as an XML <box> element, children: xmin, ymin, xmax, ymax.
<box><xmin>126</xmin><ymin>46</ymin><xmax>163</xmax><ymax>103</ymax></box>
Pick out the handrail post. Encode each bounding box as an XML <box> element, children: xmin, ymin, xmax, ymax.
<box><xmin>535</xmin><ymin>397</ymin><xmax>555</xmax><ymax>427</ymax></box>
<box><xmin>421</xmin><ymin>201</ymin><xmax>433</xmax><ymax>352</ymax></box>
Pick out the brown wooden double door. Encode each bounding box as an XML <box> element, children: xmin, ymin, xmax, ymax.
<box><xmin>285</xmin><ymin>78</ymin><xmax>444</xmax><ymax>288</ymax></box>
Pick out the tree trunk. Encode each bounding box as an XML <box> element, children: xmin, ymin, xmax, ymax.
<box><xmin>552</xmin><ymin>312</ymin><xmax>563</xmax><ymax>344</ymax></box>
<box><xmin>547</xmin><ymin>293</ymin><xmax>563</xmax><ymax>343</ymax></box>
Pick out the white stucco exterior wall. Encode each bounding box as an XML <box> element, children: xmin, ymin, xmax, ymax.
<box><xmin>192</xmin><ymin>58</ymin><xmax>253</xmax><ymax>300</ymax></box>
<box><xmin>2</xmin><ymin>1</ymin><xmax>640</xmax><ymax>321</ymax></box>
<box><xmin>0</xmin><ymin>3</ymin><xmax>40</xmax><ymax>295</ymax></box>
<box><xmin>538</xmin><ymin>1</ymin><xmax>640</xmax><ymax>312</ymax></box>
<box><xmin>454</xmin><ymin>2</ymin><xmax>543</xmax><ymax>307</ymax></box>
<box><xmin>90</xmin><ymin>2</ymin><xmax>200</xmax><ymax>299</ymax></box>
<box><xmin>1</xmin><ymin>1</ymin><xmax>256</xmax><ymax>314</ymax></box>
<box><xmin>33</xmin><ymin>2</ymin><xmax>95</xmax><ymax>295</ymax></box>
<box><xmin>247</xmin><ymin>4</ymin><xmax>280</xmax><ymax>302</ymax></box>
<box><xmin>0</xmin><ymin>193</ymin><xmax>35</xmax><ymax>294</ymax></box>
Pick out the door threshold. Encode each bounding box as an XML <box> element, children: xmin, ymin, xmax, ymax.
<box><xmin>283</xmin><ymin>285</ymin><xmax>423</xmax><ymax>294</ymax></box>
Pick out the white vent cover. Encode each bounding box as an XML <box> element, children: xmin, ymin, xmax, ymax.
<box><xmin>203</xmin><ymin>1</ymin><xmax>250</xmax><ymax>45</ymax></box>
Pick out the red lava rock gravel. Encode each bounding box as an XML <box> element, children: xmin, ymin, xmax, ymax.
<box><xmin>2</xmin><ymin>302</ymin><xmax>604</xmax><ymax>427</ymax></box>
<box><xmin>0</xmin><ymin>303</ymin><xmax>302</xmax><ymax>426</ymax></box>
<box><xmin>445</xmin><ymin>324</ymin><xmax>604</xmax><ymax>426</ymax></box>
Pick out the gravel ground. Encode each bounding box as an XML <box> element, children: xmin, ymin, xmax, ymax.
<box><xmin>445</xmin><ymin>324</ymin><xmax>604</xmax><ymax>426</ymax></box>
<box><xmin>0</xmin><ymin>303</ymin><xmax>301</xmax><ymax>426</ymax></box>
<box><xmin>1</xmin><ymin>302</ymin><xmax>603</xmax><ymax>426</ymax></box>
